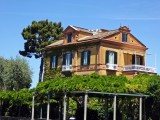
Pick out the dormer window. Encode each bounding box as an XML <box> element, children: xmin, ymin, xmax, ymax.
<box><xmin>122</xmin><ymin>33</ymin><xmax>127</xmax><ymax>42</ymax></box>
<box><xmin>67</xmin><ymin>33</ymin><xmax>72</xmax><ymax>43</ymax></box>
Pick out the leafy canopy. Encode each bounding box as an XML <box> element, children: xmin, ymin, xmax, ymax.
<box><xmin>0</xmin><ymin>56</ymin><xmax>32</xmax><ymax>91</ymax></box>
<box><xmin>19</xmin><ymin>20</ymin><xmax>63</xmax><ymax>58</ymax></box>
<box><xmin>0</xmin><ymin>73</ymin><xmax>160</xmax><ymax>119</ymax></box>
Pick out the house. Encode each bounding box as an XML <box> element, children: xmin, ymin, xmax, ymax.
<box><xmin>43</xmin><ymin>25</ymin><xmax>156</xmax><ymax>79</ymax></box>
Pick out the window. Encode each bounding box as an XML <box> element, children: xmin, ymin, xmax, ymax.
<box><xmin>106</xmin><ymin>50</ymin><xmax>117</xmax><ymax>64</ymax></box>
<box><xmin>132</xmin><ymin>55</ymin><xmax>143</xmax><ymax>65</ymax></box>
<box><xmin>63</xmin><ymin>53</ymin><xmax>72</xmax><ymax>65</ymax></box>
<box><xmin>50</xmin><ymin>55</ymin><xmax>58</xmax><ymax>69</ymax></box>
<box><xmin>81</xmin><ymin>51</ymin><xmax>90</xmax><ymax>65</ymax></box>
<box><xmin>67</xmin><ymin>33</ymin><xmax>72</xmax><ymax>43</ymax></box>
<box><xmin>122</xmin><ymin>33</ymin><xmax>127</xmax><ymax>42</ymax></box>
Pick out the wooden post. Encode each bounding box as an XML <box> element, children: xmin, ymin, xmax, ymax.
<box><xmin>84</xmin><ymin>92</ymin><xmax>88</xmax><ymax>120</ymax></box>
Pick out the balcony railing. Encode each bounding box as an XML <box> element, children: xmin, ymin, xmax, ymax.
<box><xmin>123</xmin><ymin>65</ymin><xmax>156</xmax><ymax>73</ymax></box>
<box><xmin>106</xmin><ymin>63</ymin><xmax>118</xmax><ymax>70</ymax></box>
<box><xmin>62</xmin><ymin>65</ymin><xmax>72</xmax><ymax>71</ymax></box>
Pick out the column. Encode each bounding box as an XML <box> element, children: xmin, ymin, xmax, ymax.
<box><xmin>31</xmin><ymin>93</ymin><xmax>35</xmax><ymax>120</ymax></box>
<box><xmin>47</xmin><ymin>92</ymin><xmax>50</xmax><ymax>120</ymax></box>
<box><xmin>139</xmin><ymin>97</ymin><xmax>142</xmax><ymax>120</ymax></box>
<box><xmin>40</xmin><ymin>100</ymin><xmax>43</xmax><ymax>119</ymax></box>
<box><xmin>63</xmin><ymin>93</ymin><xmax>67</xmax><ymax>120</ymax></box>
<box><xmin>84</xmin><ymin>93</ymin><xmax>88</xmax><ymax>120</ymax></box>
<box><xmin>113</xmin><ymin>95</ymin><xmax>117</xmax><ymax>120</ymax></box>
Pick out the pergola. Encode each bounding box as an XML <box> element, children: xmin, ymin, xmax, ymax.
<box><xmin>31</xmin><ymin>91</ymin><xmax>149</xmax><ymax>120</ymax></box>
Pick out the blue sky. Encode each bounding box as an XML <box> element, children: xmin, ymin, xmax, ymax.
<box><xmin>0</xmin><ymin>0</ymin><xmax>160</xmax><ymax>88</ymax></box>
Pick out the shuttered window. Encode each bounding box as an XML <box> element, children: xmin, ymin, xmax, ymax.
<box><xmin>50</xmin><ymin>55</ymin><xmax>58</xmax><ymax>69</ymax></box>
<box><xmin>81</xmin><ymin>51</ymin><xmax>90</xmax><ymax>65</ymax></box>
<box><xmin>106</xmin><ymin>50</ymin><xmax>117</xmax><ymax>64</ymax></box>
<box><xmin>63</xmin><ymin>53</ymin><xmax>72</xmax><ymax>65</ymax></box>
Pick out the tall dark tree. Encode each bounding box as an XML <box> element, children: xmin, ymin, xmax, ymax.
<box><xmin>19</xmin><ymin>20</ymin><xmax>63</xmax><ymax>82</ymax></box>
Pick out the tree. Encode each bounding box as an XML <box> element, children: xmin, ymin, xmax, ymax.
<box><xmin>19</xmin><ymin>20</ymin><xmax>63</xmax><ymax>82</ymax></box>
<box><xmin>2</xmin><ymin>56</ymin><xmax>32</xmax><ymax>91</ymax></box>
<box><xmin>5</xmin><ymin>56</ymin><xmax>32</xmax><ymax>91</ymax></box>
<box><xmin>0</xmin><ymin>57</ymin><xmax>5</xmax><ymax>90</ymax></box>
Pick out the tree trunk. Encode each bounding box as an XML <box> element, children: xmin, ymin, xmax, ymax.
<box><xmin>39</xmin><ymin>57</ymin><xmax>44</xmax><ymax>82</ymax></box>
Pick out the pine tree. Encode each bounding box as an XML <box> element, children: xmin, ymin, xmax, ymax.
<box><xmin>19</xmin><ymin>20</ymin><xmax>63</xmax><ymax>82</ymax></box>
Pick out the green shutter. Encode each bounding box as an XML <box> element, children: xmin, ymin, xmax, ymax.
<box><xmin>50</xmin><ymin>56</ymin><xmax>53</xmax><ymax>69</ymax></box>
<box><xmin>114</xmin><ymin>52</ymin><xmax>117</xmax><ymax>64</ymax></box>
<box><xmin>106</xmin><ymin>50</ymin><xmax>109</xmax><ymax>64</ymax></box>
<box><xmin>140</xmin><ymin>56</ymin><xmax>143</xmax><ymax>65</ymax></box>
<box><xmin>62</xmin><ymin>54</ymin><xmax>66</xmax><ymax>65</ymax></box>
<box><xmin>132</xmin><ymin>55</ymin><xmax>135</xmax><ymax>64</ymax></box>
<box><xmin>70</xmin><ymin>53</ymin><xmax>72</xmax><ymax>65</ymax></box>
<box><xmin>56</xmin><ymin>55</ymin><xmax>58</xmax><ymax>68</ymax></box>
<box><xmin>87</xmin><ymin>51</ymin><xmax>91</xmax><ymax>65</ymax></box>
<box><xmin>81</xmin><ymin>51</ymin><xmax>84</xmax><ymax>65</ymax></box>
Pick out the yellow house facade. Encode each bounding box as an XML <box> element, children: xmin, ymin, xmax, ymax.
<box><xmin>43</xmin><ymin>26</ymin><xmax>156</xmax><ymax>79</ymax></box>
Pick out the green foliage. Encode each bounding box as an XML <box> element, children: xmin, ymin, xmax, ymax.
<box><xmin>0</xmin><ymin>89</ymin><xmax>32</xmax><ymax>117</ymax></box>
<box><xmin>0</xmin><ymin>57</ymin><xmax>5</xmax><ymax>90</ymax></box>
<box><xmin>126</xmin><ymin>74</ymin><xmax>160</xmax><ymax>94</ymax></box>
<box><xmin>37</xmin><ymin>73</ymin><xmax>128</xmax><ymax>94</ymax></box>
<box><xmin>19</xmin><ymin>20</ymin><xmax>63</xmax><ymax>82</ymax></box>
<box><xmin>0</xmin><ymin>56</ymin><xmax>32</xmax><ymax>91</ymax></box>
<box><xmin>1</xmin><ymin>73</ymin><xmax>160</xmax><ymax>119</ymax></box>
<box><xmin>20</xmin><ymin>20</ymin><xmax>63</xmax><ymax>57</ymax></box>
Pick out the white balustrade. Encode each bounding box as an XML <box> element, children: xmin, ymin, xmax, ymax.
<box><xmin>123</xmin><ymin>65</ymin><xmax>156</xmax><ymax>73</ymax></box>
<box><xmin>62</xmin><ymin>65</ymin><xmax>72</xmax><ymax>71</ymax></box>
<box><xmin>106</xmin><ymin>63</ymin><xmax>118</xmax><ymax>70</ymax></box>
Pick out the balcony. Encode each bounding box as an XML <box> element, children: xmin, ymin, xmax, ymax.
<box><xmin>106</xmin><ymin>63</ymin><xmax>118</xmax><ymax>70</ymax></box>
<box><xmin>62</xmin><ymin>65</ymin><xmax>72</xmax><ymax>72</ymax></box>
<box><xmin>123</xmin><ymin>65</ymin><xmax>156</xmax><ymax>73</ymax></box>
